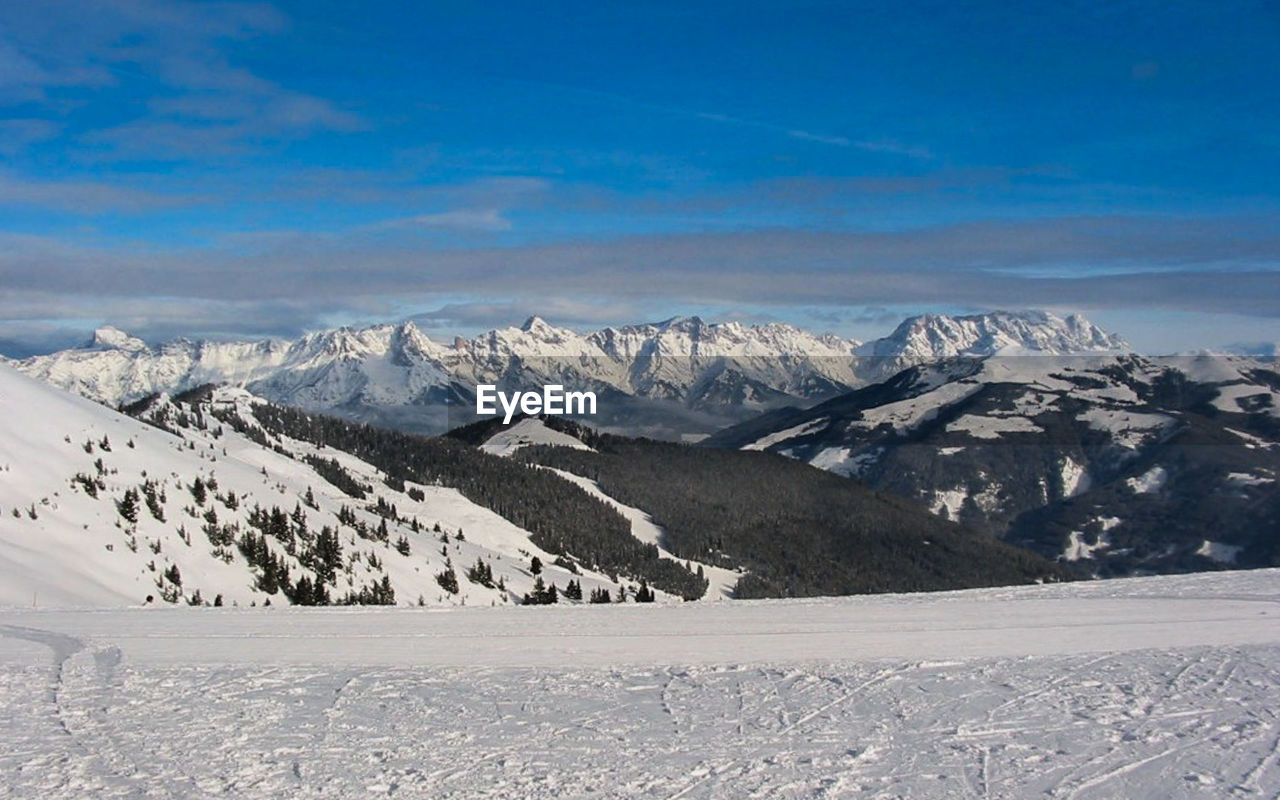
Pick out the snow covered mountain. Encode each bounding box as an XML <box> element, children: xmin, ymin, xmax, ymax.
<box><xmin>854</xmin><ymin>310</ymin><xmax>1127</xmax><ymax>381</ymax></box>
<box><xmin>1</xmin><ymin>362</ymin><xmax>1070</xmax><ymax>607</ymax></box>
<box><xmin>0</xmin><ymin>363</ymin><xmax>686</xmax><ymax>608</ymax></box>
<box><xmin>5</xmin><ymin>310</ymin><xmax>1125</xmax><ymax>438</ymax></box>
<box><xmin>707</xmin><ymin>352</ymin><xmax>1280</xmax><ymax>575</ymax></box>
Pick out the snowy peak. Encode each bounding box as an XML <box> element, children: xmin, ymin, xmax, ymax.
<box><xmin>14</xmin><ymin>310</ymin><xmax>1125</xmax><ymax>438</ymax></box>
<box><xmin>387</xmin><ymin>320</ymin><xmax>439</xmax><ymax>364</ymax></box>
<box><xmin>865</xmin><ymin>310</ymin><xmax>1127</xmax><ymax>361</ymax></box>
<box><xmin>518</xmin><ymin>315</ymin><xmax>565</xmax><ymax>338</ymax></box>
<box><xmin>89</xmin><ymin>326</ymin><xmax>150</xmax><ymax>353</ymax></box>
<box><xmin>657</xmin><ymin>315</ymin><xmax>706</xmax><ymax>334</ymax></box>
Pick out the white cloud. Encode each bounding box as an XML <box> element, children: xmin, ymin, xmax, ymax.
<box><xmin>384</xmin><ymin>209</ymin><xmax>512</xmax><ymax>232</ymax></box>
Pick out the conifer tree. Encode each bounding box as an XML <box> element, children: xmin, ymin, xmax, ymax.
<box><xmin>163</xmin><ymin>563</ymin><xmax>182</xmax><ymax>588</ymax></box>
<box><xmin>523</xmin><ymin>576</ymin><xmax>547</xmax><ymax>605</ymax></box>
<box><xmin>466</xmin><ymin>558</ymin><xmax>494</xmax><ymax>587</ymax></box>
<box><xmin>116</xmin><ymin>488</ymin><xmax>140</xmax><ymax>524</ymax></box>
<box><xmin>436</xmin><ymin>562</ymin><xmax>459</xmax><ymax>594</ymax></box>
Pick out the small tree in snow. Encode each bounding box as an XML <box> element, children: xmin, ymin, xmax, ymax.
<box><xmin>116</xmin><ymin>488</ymin><xmax>140</xmax><ymax>524</ymax></box>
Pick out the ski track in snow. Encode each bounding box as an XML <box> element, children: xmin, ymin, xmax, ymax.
<box><xmin>3</xmin><ymin>569</ymin><xmax>1280</xmax><ymax>799</ymax></box>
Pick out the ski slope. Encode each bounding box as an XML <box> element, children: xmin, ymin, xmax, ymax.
<box><xmin>3</xmin><ymin>568</ymin><xmax>1280</xmax><ymax>798</ymax></box>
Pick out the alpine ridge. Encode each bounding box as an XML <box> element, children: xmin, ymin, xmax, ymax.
<box><xmin>6</xmin><ymin>310</ymin><xmax>1127</xmax><ymax>438</ymax></box>
<box><xmin>705</xmin><ymin>350</ymin><xmax>1280</xmax><ymax>576</ymax></box>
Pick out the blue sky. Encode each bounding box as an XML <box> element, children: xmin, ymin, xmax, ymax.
<box><xmin>1</xmin><ymin>0</ymin><xmax>1278</xmax><ymax>354</ymax></box>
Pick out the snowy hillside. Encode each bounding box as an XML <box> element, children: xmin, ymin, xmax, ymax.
<box><xmin>479</xmin><ymin>417</ymin><xmax>594</xmax><ymax>457</ymax></box>
<box><xmin>6</xmin><ymin>310</ymin><xmax>1126</xmax><ymax>437</ymax></box>
<box><xmin>2</xmin><ymin>568</ymin><xmax>1278</xmax><ymax>798</ymax></box>
<box><xmin>708</xmin><ymin>352</ymin><xmax>1280</xmax><ymax>575</ymax></box>
<box><xmin>0</xmin><ymin>364</ymin><xmax>661</xmax><ymax>608</ymax></box>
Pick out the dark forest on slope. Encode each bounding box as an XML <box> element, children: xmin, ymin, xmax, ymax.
<box><xmin>515</xmin><ymin>433</ymin><xmax>1070</xmax><ymax>597</ymax></box>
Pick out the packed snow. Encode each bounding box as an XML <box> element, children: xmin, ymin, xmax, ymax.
<box><xmin>3</xmin><ymin>569</ymin><xmax>1280</xmax><ymax>798</ymax></box>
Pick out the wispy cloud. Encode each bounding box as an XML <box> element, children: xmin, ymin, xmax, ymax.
<box><xmin>0</xmin><ymin>119</ymin><xmax>62</xmax><ymax>155</ymax></box>
<box><xmin>501</xmin><ymin>77</ymin><xmax>930</xmax><ymax>160</ymax></box>
<box><xmin>0</xmin><ymin>171</ymin><xmax>199</xmax><ymax>214</ymax></box>
<box><xmin>411</xmin><ymin>297</ymin><xmax>648</xmax><ymax>331</ymax></box>
<box><xmin>786</xmin><ymin>130</ymin><xmax>853</xmax><ymax>147</ymax></box>
<box><xmin>0</xmin><ymin>0</ymin><xmax>363</xmax><ymax>158</ymax></box>
<box><xmin>378</xmin><ymin>209</ymin><xmax>512</xmax><ymax>232</ymax></box>
<box><xmin>3</xmin><ymin>215</ymin><xmax>1278</xmax><ymax>345</ymax></box>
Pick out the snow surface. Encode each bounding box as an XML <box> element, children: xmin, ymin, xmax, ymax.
<box><xmin>1063</xmin><ymin>531</ymin><xmax>1110</xmax><ymax>561</ymax></box>
<box><xmin>1127</xmin><ymin>466</ymin><xmax>1169</xmax><ymax>494</ymax></box>
<box><xmin>1077</xmin><ymin>407</ymin><xmax>1176</xmax><ymax>451</ymax></box>
<box><xmin>1196</xmin><ymin>540</ymin><xmax>1243</xmax><ymax>564</ymax></box>
<box><xmin>743</xmin><ymin>418</ymin><xmax>827</xmax><ymax>451</ymax></box>
<box><xmin>479</xmin><ymin>418</ymin><xmax>593</xmax><ymax>457</ymax></box>
<box><xmin>1227</xmin><ymin>471</ymin><xmax>1274</xmax><ymax>486</ymax></box>
<box><xmin>854</xmin><ymin>380</ymin><xmax>980</xmax><ymax>434</ymax></box>
<box><xmin>3</xmin><ymin>569</ymin><xmax>1280</xmax><ymax>799</ymax></box>
<box><xmin>803</xmin><ymin>446</ymin><xmax>881</xmax><ymax>478</ymax></box>
<box><xmin>929</xmin><ymin>488</ymin><xmax>968</xmax><ymax>522</ymax></box>
<box><xmin>1212</xmin><ymin>382</ymin><xmax>1280</xmax><ymax>416</ymax></box>
<box><xmin>946</xmin><ymin>413</ymin><xmax>1043</xmax><ymax>439</ymax></box>
<box><xmin>806</xmin><ymin>446</ymin><xmax>851</xmax><ymax>471</ymax></box>
<box><xmin>1060</xmin><ymin>456</ymin><xmax>1092</xmax><ymax>498</ymax></box>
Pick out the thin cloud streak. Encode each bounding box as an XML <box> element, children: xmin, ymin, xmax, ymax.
<box><xmin>0</xmin><ymin>171</ymin><xmax>201</xmax><ymax>213</ymax></box>
<box><xmin>1</xmin><ymin>215</ymin><xmax>1277</xmax><ymax>324</ymax></box>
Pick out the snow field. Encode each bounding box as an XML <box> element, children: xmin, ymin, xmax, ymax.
<box><xmin>3</xmin><ymin>569</ymin><xmax>1280</xmax><ymax>798</ymax></box>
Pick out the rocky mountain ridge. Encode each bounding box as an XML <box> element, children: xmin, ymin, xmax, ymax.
<box><xmin>7</xmin><ymin>310</ymin><xmax>1127</xmax><ymax>437</ymax></box>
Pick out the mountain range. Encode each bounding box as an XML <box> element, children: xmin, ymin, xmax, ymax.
<box><xmin>2</xmin><ymin>306</ymin><xmax>1274</xmax><ymax>603</ymax></box>
<box><xmin>5</xmin><ymin>310</ymin><xmax>1126</xmax><ymax>438</ymax></box>
<box><xmin>0</xmin><ymin>362</ymin><xmax>1064</xmax><ymax>606</ymax></box>
<box><xmin>706</xmin><ymin>351</ymin><xmax>1280</xmax><ymax>575</ymax></box>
